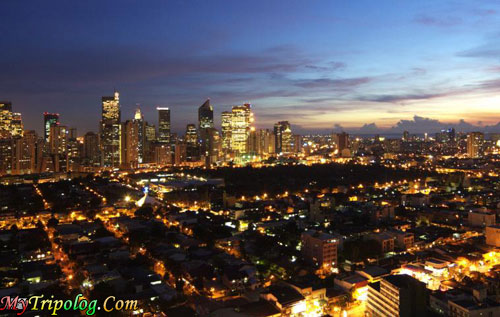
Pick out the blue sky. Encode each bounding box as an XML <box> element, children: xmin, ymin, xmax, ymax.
<box><xmin>2</xmin><ymin>0</ymin><xmax>500</xmax><ymax>134</ymax></box>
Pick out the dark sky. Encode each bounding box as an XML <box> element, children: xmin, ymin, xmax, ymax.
<box><xmin>2</xmin><ymin>0</ymin><xmax>500</xmax><ymax>135</ymax></box>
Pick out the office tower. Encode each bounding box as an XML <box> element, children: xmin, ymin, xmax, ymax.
<box><xmin>301</xmin><ymin>230</ymin><xmax>339</xmax><ymax>272</ymax></box>
<box><xmin>230</xmin><ymin>103</ymin><xmax>253</xmax><ymax>154</ymax></box>
<box><xmin>258</xmin><ymin>129</ymin><xmax>275</xmax><ymax>155</ymax></box>
<box><xmin>203</xmin><ymin>128</ymin><xmax>221</xmax><ymax>167</ymax></box>
<box><xmin>274</xmin><ymin>121</ymin><xmax>292</xmax><ymax>154</ymax></box>
<box><xmin>145</xmin><ymin>123</ymin><xmax>156</xmax><ymax>142</ymax></box>
<box><xmin>367</xmin><ymin>275</ymin><xmax>428</xmax><ymax>317</ymax></box>
<box><xmin>13</xmin><ymin>130</ymin><xmax>38</xmax><ymax>174</ymax></box>
<box><xmin>174</xmin><ymin>141</ymin><xmax>187</xmax><ymax>165</ymax></box>
<box><xmin>121</xmin><ymin>120</ymin><xmax>139</xmax><ymax>169</ymax></box>
<box><xmin>143</xmin><ymin>123</ymin><xmax>156</xmax><ymax>163</ymax></box>
<box><xmin>0</xmin><ymin>102</ymin><xmax>12</xmax><ymax>139</ymax></box>
<box><xmin>467</xmin><ymin>132</ymin><xmax>484</xmax><ymax>158</ymax></box>
<box><xmin>248</xmin><ymin>127</ymin><xmax>258</xmax><ymax>154</ymax></box>
<box><xmin>83</xmin><ymin>132</ymin><xmax>100</xmax><ymax>167</ymax></box>
<box><xmin>133</xmin><ymin>107</ymin><xmax>145</xmax><ymax>163</ymax></box>
<box><xmin>154</xmin><ymin>143</ymin><xmax>171</xmax><ymax>166</ymax></box>
<box><xmin>49</xmin><ymin>125</ymin><xmax>68</xmax><ymax>172</ymax></box>
<box><xmin>0</xmin><ymin>139</ymin><xmax>13</xmax><ymax>175</ymax></box>
<box><xmin>11</xmin><ymin>113</ymin><xmax>23</xmax><ymax>138</ymax></box>
<box><xmin>185</xmin><ymin>124</ymin><xmax>199</xmax><ymax>161</ymax></box>
<box><xmin>43</xmin><ymin>112</ymin><xmax>60</xmax><ymax>143</ymax></box>
<box><xmin>67</xmin><ymin>137</ymin><xmax>80</xmax><ymax>172</ymax></box>
<box><xmin>100</xmin><ymin>91</ymin><xmax>121</xmax><ymax>167</ymax></box>
<box><xmin>335</xmin><ymin>132</ymin><xmax>349</xmax><ymax>151</ymax></box>
<box><xmin>198</xmin><ymin>99</ymin><xmax>214</xmax><ymax>129</ymax></box>
<box><xmin>49</xmin><ymin>125</ymin><xmax>68</xmax><ymax>155</ymax></box>
<box><xmin>221</xmin><ymin>111</ymin><xmax>232</xmax><ymax>152</ymax></box>
<box><xmin>292</xmin><ymin>134</ymin><xmax>302</xmax><ymax>153</ymax></box>
<box><xmin>157</xmin><ymin>107</ymin><xmax>171</xmax><ymax>144</ymax></box>
<box><xmin>282</xmin><ymin>125</ymin><xmax>293</xmax><ymax>153</ymax></box>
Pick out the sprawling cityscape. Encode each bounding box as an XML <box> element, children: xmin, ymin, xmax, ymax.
<box><xmin>1</xmin><ymin>1</ymin><xmax>500</xmax><ymax>317</ymax></box>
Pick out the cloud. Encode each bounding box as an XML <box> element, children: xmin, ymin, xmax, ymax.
<box><xmin>414</xmin><ymin>14</ymin><xmax>462</xmax><ymax>27</ymax></box>
<box><xmin>358</xmin><ymin>92</ymin><xmax>445</xmax><ymax>103</ymax></box>
<box><xmin>335</xmin><ymin>115</ymin><xmax>500</xmax><ymax>134</ymax></box>
<box><xmin>294</xmin><ymin>77</ymin><xmax>371</xmax><ymax>89</ymax></box>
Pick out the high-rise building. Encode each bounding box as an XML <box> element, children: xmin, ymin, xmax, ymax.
<box><xmin>83</xmin><ymin>132</ymin><xmax>100</xmax><ymax>167</ymax></box>
<box><xmin>157</xmin><ymin>107</ymin><xmax>171</xmax><ymax>144</ymax></box>
<box><xmin>133</xmin><ymin>107</ymin><xmax>145</xmax><ymax>163</ymax></box>
<box><xmin>43</xmin><ymin>112</ymin><xmax>59</xmax><ymax>143</ymax></box>
<box><xmin>0</xmin><ymin>102</ymin><xmax>13</xmax><ymax>139</ymax></box>
<box><xmin>13</xmin><ymin>130</ymin><xmax>38</xmax><ymax>174</ymax></box>
<box><xmin>100</xmin><ymin>91</ymin><xmax>121</xmax><ymax>167</ymax></box>
<box><xmin>11</xmin><ymin>113</ymin><xmax>23</xmax><ymax>138</ymax></box>
<box><xmin>221</xmin><ymin>111</ymin><xmax>232</xmax><ymax>152</ymax></box>
<box><xmin>367</xmin><ymin>275</ymin><xmax>428</xmax><ymax>317</ymax></box>
<box><xmin>0</xmin><ymin>139</ymin><xmax>13</xmax><ymax>175</ymax></box>
<box><xmin>199</xmin><ymin>127</ymin><xmax>221</xmax><ymax>167</ymax></box>
<box><xmin>258</xmin><ymin>129</ymin><xmax>275</xmax><ymax>155</ymax></box>
<box><xmin>274</xmin><ymin>121</ymin><xmax>292</xmax><ymax>154</ymax></box>
<box><xmin>185</xmin><ymin>124</ymin><xmax>199</xmax><ymax>162</ymax></box>
<box><xmin>334</xmin><ymin>132</ymin><xmax>349</xmax><ymax>152</ymax></box>
<box><xmin>230</xmin><ymin>103</ymin><xmax>253</xmax><ymax>154</ymax></box>
<box><xmin>49</xmin><ymin>125</ymin><xmax>68</xmax><ymax>155</ymax></box>
<box><xmin>49</xmin><ymin>125</ymin><xmax>68</xmax><ymax>172</ymax></box>
<box><xmin>301</xmin><ymin>230</ymin><xmax>339</xmax><ymax>272</ymax></box>
<box><xmin>198</xmin><ymin>99</ymin><xmax>214</xmax><ymax>129</ymax></box>
<box><xmin>467</xmin><ymin>132</ymin><xmax>484</xmax><ymax>158</ymax></box>
<box><xmin>143</xmin><ymin>123</ymin><xmax>157</xmax><ymax>163</ymax></box>
<box><xmin>121</xmin><ymin>120</ymin><xmax>139</xmax><ymax>169</ymax></box>
<box><xmin>0</xmin><ymin>102</ymin><xmax>12</xmax><ymax>139</ymax></box>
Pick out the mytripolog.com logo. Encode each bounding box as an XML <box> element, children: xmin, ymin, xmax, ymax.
<box><xmin>0</xmin><ymin>294</ymin><xmax>138</xmax><ymax>315</ymax></box>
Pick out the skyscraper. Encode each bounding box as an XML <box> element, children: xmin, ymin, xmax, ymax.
<box><xmin>121</xmin><ymin>120</ymin><xmax>139</xmax><ymax>169</ymax></box>
<box><xmin>274</xmin><ymin>121</ymin><xmax>292</xmax><ymax>154</ymax></box>
<box><xmin>335</xmin><ymin>132</ymin><xmax>349</xmax><ymax>152</ymax></box>
<box><xmin>198</xmin><ymin>99</ymin><xmax>214</xmax><ymax>129</ymax></box>
<box><xmin>43</xmin><ymin>112</ymin><xmax>59</xmax><ymax>143</ymax></box>
<box><xmin>467</xmin><ymin>132</ymin><xmax>484</xmax><ymax>158</ymax></box>
<box><xmin>157</xmin><ymin>107</ymin><xmax>171</xmax><ymax>144</ymax></box>
<box><xmin>221</xmin><ymin>111</ymin><xmax>232</xmax><ymax>152</ymax></box>
<box><xmin>83</xmin><ymin>132</ymin><xmax>100</xmax><ymax>167</ymax></box>
<box><xmin>49</xmin><ymin>125</ymin><xmax>68</xmax><ymax>172</ymax></box>
<box><xmin>133</xmin><ymin>107</ymin><xmax>145</xmax><ymax>163</ymax></box>
<box><xmin>100</xmin><ymin>91</ymin><xmax>121</xmax><ymax>167</ymax></box>
<box><xmin>185</xmin><ymin>124</ymin><xmax>199</xmax><ymax>161</ymax></box>
<box><xmin>0</xmin><ymin>102</ymin><xmax>13</xmax><ymax>139</ymax></box>
<box><xmin>230</xmin><ymin>103</ymin><xmax>253</xmax><ymax>154</ymax></box>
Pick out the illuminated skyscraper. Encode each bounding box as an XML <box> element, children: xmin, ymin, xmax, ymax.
<box><xmin>467</xmin><ymin>132</ymin><xmax>484</xmax><ymax>158</ymax></box>
<box><xmin>198</xmin><ymin>99</ymin><xmax>214</xmax><ymax>129</ymax></box>
<box><xmin>0</xmin><ymin>102</ymin><xmax>13</xmax><ymax>139</ymax></box>
<box><xmin>221</xmin><ymin>111</ymin><xmax>232</xmax><ymax>152</ymax></box>
<box><xmin>185</xmin><ymin>124</ymin><xmax>199</xmax><ymax>161</ymax></box>
<box><xmin>11</xmin><ymin>113</ymin><xmax>24</xmax><ymax>138</ymax></box>
<box><xmin>43</xmin><ymin>112</ymin><xmax>59</xmax><ymax>143</ymax></box>
<box><xmin>157</xmin><ymin>107</ymin><xmax>171</xmax><ymax>144</ymax></box>
<box><xmin>49</xmin><ymin>125</ymin><xmax>68</xmax><ymax>155</ymax></box>
<box><xmin>100</xmin><ymin>91</ymin><xmax>121</xmax><ymax>167</ymax></box>
<box><xmin>121</xmin><ymin>120</ymin><xmax>139</xmax><ymax>169</ymax></box>
<box><xmin>230</xmin><ymin>103</ymin><xmax>253</xmax><ymax>154</ymax></box>
<box><xmin>133</xmin><ymin>107</ymin><xmax>145</xmax><ymax>163</ymax></box>
<box><xmin>49</xmin><ymin>125</ymin><xmax>68</xmax><ymax>172</ymax></box>
<box><xmin>274</xmin><ymin>121</ymin><xmax>292</xmax><ymax>154</ymax></box>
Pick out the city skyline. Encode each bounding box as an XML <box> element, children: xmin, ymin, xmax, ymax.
<box><xmin>2</xmin><ymin>1</ymin><xmax>500</xmax><ymax>135</ymax></box>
